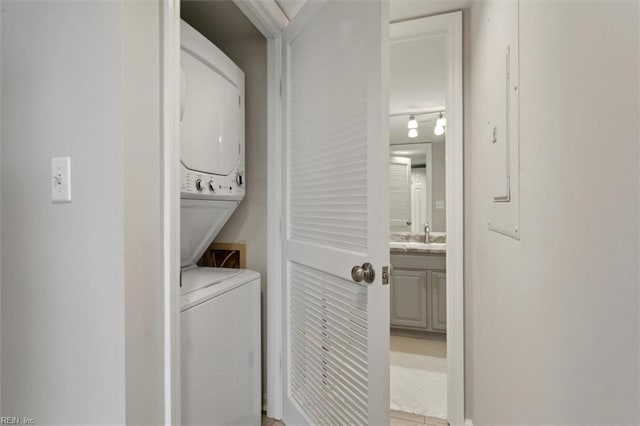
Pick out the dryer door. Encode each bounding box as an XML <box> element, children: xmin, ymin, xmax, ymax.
<box><xmin>180</xmin><ymin>48</ymin><xmax>242</xmax><ymax>177</ymax></box>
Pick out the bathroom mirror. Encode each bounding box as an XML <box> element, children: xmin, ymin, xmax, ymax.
<box><xmin>388</xmin><ymin>29</ymin><xmax>447</xmax><ymax>234</ymax></box>
<box><xmin>389</xmin><ymin>136</ymin><xmax>446</xmax><ymax>233</ymax></box>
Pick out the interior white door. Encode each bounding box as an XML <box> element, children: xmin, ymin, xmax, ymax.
<box><xmin>389</xmin><ymin>156</ymin><xmax>411</xmax><ymax>232</ymax></box>
<box><xmin>281</xmin><ymin>1</ymin><xmax>390</xmax><ymax>424</ymax></box>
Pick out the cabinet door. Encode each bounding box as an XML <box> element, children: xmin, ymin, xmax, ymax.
<box><xmin>390</xmin><ymin>269</ymin><xmax>428</xmax><ymax>329</ymax></box>
<box><xmin>430</xmin><ymin>271</ymin><xmax>447</xmax><ymax>332</ymax></box>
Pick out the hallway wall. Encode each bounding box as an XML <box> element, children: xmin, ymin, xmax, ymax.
<box><xmin>1</xmin><ymin>2</ymin><xmax>126</xmax><ymax>422</ymax></box>
<box><xmin>464</xmin><ymin>1</ymin><xmax>640</xmax><ymax>424</ymax></box>
<box><xmin>1</xmin><ymin>2</ymin><xmax>165</xmax><ymax>424</ymax></box>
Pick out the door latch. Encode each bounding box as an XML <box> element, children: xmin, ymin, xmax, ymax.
<box><xmin>382</xmin><ymin>266</ymin><xmax>390</xmax><ymax>285</ymax></box>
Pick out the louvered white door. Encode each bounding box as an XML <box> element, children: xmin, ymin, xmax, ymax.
<box><xmin>281</xmin><ymin>1</ymin><xmax>390</xmax><ymax>425</ymax></box>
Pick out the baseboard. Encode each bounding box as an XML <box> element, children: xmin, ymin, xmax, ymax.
<box><xmin>464</xmin><ymin>419</ymin><xmax>474</xmax><ymax>426</ymax></box>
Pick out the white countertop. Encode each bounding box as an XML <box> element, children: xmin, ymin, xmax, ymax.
<box><xmin>389</xmin><ymin>241</ymin><xmax>447</xmax><ymax>254</ymax></box>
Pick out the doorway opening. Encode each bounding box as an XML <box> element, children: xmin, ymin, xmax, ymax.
<box><xmin>387</xmin><ymin>11</ymin><xmax>463</xmax><ymax>425</ymax></box>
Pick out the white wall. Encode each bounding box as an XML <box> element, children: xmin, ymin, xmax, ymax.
<box><xmin>1</xmin><ymin>2</ymin><xmax>125</xmax><ymax>423</ymax></box>
<box><xmin>214</xmin><ymin>36</ymin><xmax>269</xmax><ymax>397</ymax></box>
<box><xmin>464</xmin><ymin>1</ymin><xmax>639</xmax><ymax>424</ymax></box>
<box><xmin>1</xmin><ymin>2</ymin><xmax>165</xmax><ymax>424</ymax></box>
<box><xmin>215</xmin><ymin>36</ymin><xmax>268</xmax><ymax>307</ymax></box>
<box><xmin>123</xmin><ymin>2</ymin><xmax>164</xmax><ymax>424</ymax></box>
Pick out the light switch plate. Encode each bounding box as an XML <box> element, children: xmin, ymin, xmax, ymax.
<box><xmin>436</xmin><ymin>201</ymin><xmax>445</xmax><ymax>209</ymax></box>
<box><xmin>51</xmin><ymin>157</ymin><xmax>71</xmax><ymax>203</ymax></box>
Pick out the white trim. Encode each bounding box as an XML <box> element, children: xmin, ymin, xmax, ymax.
<box><xmin>445</xmin><ymin>11</ymin><xmax>465</xmax><ymax>426</ymax></box>
<box><xmin>465</xmin><ymin>419</ymin><xmax>474</xmax><ymax>426</ymax></box>
<box><xmin>390</xmin><ymin>11</ymin><xmax>465</xmax><ymax>426</ymax></box>
<box><xmin>266</xmin><ymin>35</ymin><xmax>284</xmax><ymax>420</ymax></box>
<box><xmin>161</xmin><ymin>0</ymin><xmax>181</xmax><ymax>424</ymax></box>
<box><xmin>233</xmin><ymin>0</ymin><xmax>289</xmax><ymax>39</ymax></box>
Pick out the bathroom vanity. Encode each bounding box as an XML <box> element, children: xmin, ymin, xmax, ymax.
<box><xmin>390</xmin><ymin>236</ymin><xmax>446</xmax><ymax>334</ymax></box>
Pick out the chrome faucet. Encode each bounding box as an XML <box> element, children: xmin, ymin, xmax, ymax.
<box><xmin>424</xmin><ymin>222</ymin><xmax>430</xmax><ymax>243</ymax></box>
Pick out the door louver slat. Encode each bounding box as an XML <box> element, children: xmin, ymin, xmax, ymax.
<box><xmin>289</xmin><ymin>262</ymin><xmax>369</xmax><ymax>425</ymax></box>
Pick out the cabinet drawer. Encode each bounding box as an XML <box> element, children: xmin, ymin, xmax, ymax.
<box><xmin>391</xmin><ymin>253</ymin><xmax>445</xmax><ymax>270</ymax></box>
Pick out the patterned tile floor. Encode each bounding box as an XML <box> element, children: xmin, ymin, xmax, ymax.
<box><xmin>390</xmin><ymin>335</ymin><xmax>447</xmax><ymax>420</ymax></box>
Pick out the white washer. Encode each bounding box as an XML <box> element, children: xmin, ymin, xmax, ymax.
<box><xmin>179</xmin><ymin>20</ymin><xmax>260</xmax><ymax>426</ymax></box>
<box><xmin>181</xmin><ymin>267</ymin><xmax>261</xmax><ymax>426</ymax></box>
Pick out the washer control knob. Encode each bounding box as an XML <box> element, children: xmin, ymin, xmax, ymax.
<box><xmin>208</xmin><ymin>181</ymin><xmax>215</xmax><ymax>192</ymax></box>
<box><xmin>236</xmin><ymin>173</ymin><xmax>244</xmax><ymax>186</ymax></box>
<box><xmin>195</xmin><ymin>179</ymin><xmax>204</xmax><ymax>191</ymax></box>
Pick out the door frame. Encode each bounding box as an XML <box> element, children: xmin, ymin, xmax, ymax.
<box><xmin>162</xmin><ymin>3</ymin><xmax>465</xmax><ymax>425</ymax></box>
<box><xmin>161</xmin><ymin>1</ymin><xmax>182</xmax><ymax>424</ymax></box>
<box><xmin>161</xmin><ymin>0</ymin><xmax>287</xmax><ymax>423</ymax></box>
<box><xmin>442</xmin><ymin>12</ymin><xmax>465</xmax><ymax>425</ymax></box>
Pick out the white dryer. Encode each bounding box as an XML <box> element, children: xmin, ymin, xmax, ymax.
<box><xmin>180</xmin><ymin>19</ymin><xmax>245</xmax><ymax>266</ymax></box>
<box><xmin>179</xmin><ymin>20</ymin><xmax>260</xmax><ymax>426</ymax></box>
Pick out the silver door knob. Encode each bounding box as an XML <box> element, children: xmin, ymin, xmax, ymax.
<box><xmin>351</xmin><ymin>262</ymin><xmax>376</xmax><ymax>284</ymax></box>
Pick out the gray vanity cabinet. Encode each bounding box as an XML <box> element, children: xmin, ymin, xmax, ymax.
<box><xmin>390</xmin><ymin>253</ymin><xmax>446</xmax><ymax>333</ymax></box>
<box><xmin>390</xmin><ymin>269</ymin><xmax>428</xmax><ymax>328</ymax></box>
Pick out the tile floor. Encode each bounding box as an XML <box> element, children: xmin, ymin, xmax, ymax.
<box><xmin>390</xmin><ymin>335</ymin><xmax>447</xmax><ymax>420</ymax></box>
<box><xmin>264</xmin><ymin>409</ymin><xmax>447</xmax><ymax>426</ymax></box>
<box><xmin>263</xmin><ymin>336</ymin><xmax>447</xmax><ymax>425</ymax></box>
<box><xmin>262</xmin><ymin>415</ymin><xmax>284</xmax><ymax>426</ymax></box>
<box><xmin>264</xmin><ymin>411</ymin><xmax>446</xmax><ymax>426</ymax></box>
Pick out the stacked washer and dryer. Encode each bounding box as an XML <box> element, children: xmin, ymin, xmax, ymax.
<box><xmin>179</xmin><ymin>21</ymin><xmax>261</xmax><ymax>426</ymax></box>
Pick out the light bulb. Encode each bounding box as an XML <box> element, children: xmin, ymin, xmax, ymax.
<box><xmin>434</xmin><ymin>112</ymin><xmax>446</xmax><ymax>135</ymax></box>
<box><xmin>407</xmin><ymin>115</ymin><xmax>418</xmax><ymax>129</ymax></box>
<box><xmin>408</xmin><ymin>128</ymin><xmax>418</xmax><ymax>138</ymax></box>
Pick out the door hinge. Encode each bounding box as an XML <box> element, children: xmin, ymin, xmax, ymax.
<box><xmin>382</xmin><ymin>266</ymin><xmax>390</xmax><ymax>285</ymax></box>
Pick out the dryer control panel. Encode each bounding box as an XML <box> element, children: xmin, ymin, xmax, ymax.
<box><xmin>181</xmin><ymin>164</ymin><xmax>245</xmax><ymax>200</ymax></box>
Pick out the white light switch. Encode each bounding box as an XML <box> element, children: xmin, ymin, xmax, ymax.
<box><xmin>51</xmin><ymin>157</ymin><xmax>71</xmax><ymax>203</ymax></box>
<box><xmin>436</xmin><ymin>200</ymin><xmax>445</xmax><ymax>209</ymax></box>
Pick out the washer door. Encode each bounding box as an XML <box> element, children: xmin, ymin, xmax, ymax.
<box><xmin>180</xmin><ymin>49</ymin><xmax>241</xmax><ymax>177</ymax></box>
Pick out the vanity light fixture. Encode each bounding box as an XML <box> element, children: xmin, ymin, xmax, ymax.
<box><xmin>408</xmin><ymin>115</ymin><xmax>419</xmax><ymax>138</ymax></box>
<box><xmin>434</xmin><ymin>112</ymin><xmax>446</xmax><ymax>136</ymax></box>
